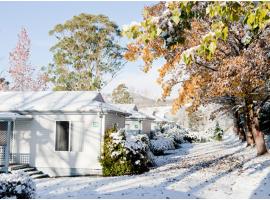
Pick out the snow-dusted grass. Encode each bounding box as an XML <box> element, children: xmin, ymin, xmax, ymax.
<box><xmin>35</xmin><ymin>130</ymin><xmax>270</xmax><ymax>199</ymax></box>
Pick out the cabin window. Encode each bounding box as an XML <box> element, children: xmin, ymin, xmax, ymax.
<box><xmin>134</xmin><ymin>124</ymin><xmax>139</xmax><ymax>129</ymax></box>
<box><xmin>55</xmin><ymin>121</ymin><xmax>70</xmax><ymax>151</ymax></box>
<box><xmin>0</xmin><ymin>121</ymin><xmax>14</xmax><ymax>146</ymax></box>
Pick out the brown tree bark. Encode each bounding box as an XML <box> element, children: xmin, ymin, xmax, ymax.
<box><xmin>234</xmin><ymin>110</ymin><xmax>246</xmax><ymax>142</ymax></box>
<box><xmin>245</xmin><ymin>103</ymin><xmax>255</xmax><ymax>146</ymax></box>
<box><xmin>239</xmin><ymin>127</ymin><xmax>246</xmax><ymax>142</ymax></box>
<box><xmin>252</xmin><ymin>108</ymin><xmax>268</xmax><ymax>156</ymax></box>
<box><xmin>233</xmin><ymin>111</ymin><xmax>240</xmax><ymax>136</ymax></box>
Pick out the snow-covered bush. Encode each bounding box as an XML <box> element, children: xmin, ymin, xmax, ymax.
<box><xmin>100</xmin><ymin>127</ymin><xmax>153</xmax><ymax>176</ymax></box>
<box><xmin>164</xmin><ymin>126</ymin><xmax>188</xmax><ymax>143</ymax></box>
<box><xmin>211</xmin><ymin>122</ymin><xmax>224</xmax><ymax>141</ymax></box>
<box><xmin>150</xmin><ymin>136</ymin><xmax>175</xmax><ymax>155</ymax></box>
<box><xmin>154</xmin><ymin>123</ymin><xmax>190</xmax><ymax>144</ymax></box>
<box><xmin>0</xmin><ymin>171</ymin><xmax>36</xmax><ymax>199</ymax></box>
<box><xmin>183</xmin><ymin>131</ymin><xmax>210</xmax><ymax>143</ymax></box>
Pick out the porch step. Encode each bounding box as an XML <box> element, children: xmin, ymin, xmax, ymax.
<box><xmin>9</xmin><ymin>164</ymin><xmax>30</xmax><ymax>171</ymax></box>
<box><xmin>27</xmin><ymin>170</ymin><xmax>43</xmax><ymax>176</ymax></box>
<box><xmin>6</xmin><ymin>164</ymin><xmax>49</xmax><ymax>179</ymax></box>
<box><xmin>21</xmin><ymin>167</ymin><xmax>36</xmax><ymax>172</ymax></box>
<box><xmin>31</xmin><ymin>174</ymin><xmax>49</xmax><ymax>179</ymax></box>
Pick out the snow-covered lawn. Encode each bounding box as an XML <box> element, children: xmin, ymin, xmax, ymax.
<box><xmin>36</xmin><ymin>131</ymin><xmax>270</xmax><ymax>199</ymax></box>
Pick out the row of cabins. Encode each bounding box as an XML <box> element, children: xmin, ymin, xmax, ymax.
<box><xmin>0</xmin><ymin>91</ymin><xmax>171</xmax><ymax>177</ymax></box>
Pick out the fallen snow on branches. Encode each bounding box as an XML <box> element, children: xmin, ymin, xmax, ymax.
<box><xmin>0</xmin><ymin>171</ymin><xmax>36</xmax><ymax>199</ymax></box>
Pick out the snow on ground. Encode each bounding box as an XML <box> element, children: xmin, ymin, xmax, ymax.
<box><xmin>36</xmin><ymin>130</ymin><xmax>270</xmax><ymax>199</ymax></box>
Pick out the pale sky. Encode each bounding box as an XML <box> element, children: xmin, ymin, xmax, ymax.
<box><xmin>0</xmin><ymin>1</ymin><xmax>174</xmax><ymax>99</ymax></box>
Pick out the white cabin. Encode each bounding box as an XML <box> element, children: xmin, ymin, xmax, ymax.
<box><xmin>0</xmin><ymin>91</ymin><xmax>129</xmax><ymax>177</ymax></box>
<box><xmin>112</xmin><ymin>104</ymin><xmax>154</xmax><ymax>135</ymax></box>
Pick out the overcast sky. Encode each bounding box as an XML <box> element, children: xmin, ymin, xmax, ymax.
<box><xmin>0</xmin><ymin>1</ymin><xmax>175</xmax><ymax>99</ymax></box>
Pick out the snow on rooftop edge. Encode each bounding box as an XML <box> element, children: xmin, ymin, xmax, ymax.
<box><xmin>0</xmin><ymin>91</ymin><xmax>128</xmax><ymax>115</ymax></box>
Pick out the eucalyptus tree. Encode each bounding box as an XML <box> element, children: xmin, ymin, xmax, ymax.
<box><xmin>48</xmin><ymin>13</ymin><xmax>125</xmax><ymax>91</ymax></box>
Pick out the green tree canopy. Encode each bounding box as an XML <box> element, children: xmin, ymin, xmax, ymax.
<box><xmin>48</xmin><ymin>13</ymin><xmax>125</xmax><ymax>91</ymax></box>
<box><xmin>112</xmin><ymin>83</ymin><xmax>134</xmax><ymax>104</ymax></box>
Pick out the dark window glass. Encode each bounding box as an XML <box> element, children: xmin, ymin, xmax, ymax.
<box><xmin>55</xmin><ymin>121</ymin><xmax>69</xmax><ymax>151</ymax></box>
<box><xmin>0</xmin><ymin>121</ymin><xmax>14</xmax><ymax>146</ymax></box>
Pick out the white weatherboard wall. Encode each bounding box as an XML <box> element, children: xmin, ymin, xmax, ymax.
<box><xmin>125</xmin><ymin>119</ymin><xmax>152</xmax><ymax>135</ymax></box>
<box><xmin>142</xmin><ymin>120</ymin><xmax>152</xmax><ymax>134</ymax></box>
<box><xmin>104</xmin><ymin>113</ymin><xmax>125</xmax><ymax>130</ymax></box>
<box><xmin>11</xmin><ymin>113</ymin><xmax>104</xmax><ymax>177</ymax></box>
<box><xmin>125</xmin><ymin>119</ymin><xmax>141</xmax><ymax>131</ymax></box>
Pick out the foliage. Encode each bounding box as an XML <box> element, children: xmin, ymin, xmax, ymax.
<box><xmin>123</xmin><ymin>2</ymin><xmax>270</xmax><ymax>115</ymax></box>
<box><xmin>8</xmin><ymin>28</ymin><xmax>48</xmax><ymax>91</ymax></box>
<box><xmin>149</xmin><ymin>136</ymin><xmax>175</xmax><ymax>155</ymax></box>
<box><xmin>112</xmin><ymin>83</ymin><xmax>134</xmax><ymax>104</ymax></box>
<box><xmin>0</xmin><ymin>171</ymin><xmax>36</xmax><ymax>199</ymax></box>
<box><xmin>48</xmin><ymin>13</ymin><xmax>125</xmax><ymax>91</ymax></box>
<box><xmin>100</xmin><ymin>127</ymin><xmax>151</xmax><ymax>176</ymax></box>
<box><xmin>188</xmin><ymin>110</ymin><xmax>204</xmax><ymax>131</ymax></box>
<box><xmin>212</xmin><ymin>122</ymin><xmax>224</xmax><ymax>141</ymax></box>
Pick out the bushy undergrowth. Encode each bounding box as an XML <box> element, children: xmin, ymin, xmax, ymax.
<box><xmin>0</xmin><ymin>171</ymin><xmax>36</xmax><ymax>199</ymax></box>
<box><xmin>149</xmin><ymin>123</ymin><xmax>190</xmax><ymax>155</ymax></box>
<box><xmin>149</xmin><ymin>136</ymin><xmax>175</xmax><ymax>155</ymax></box>
<box><xmin>211</xmin><ymin>122</ymin><xmax>224</xmax><ymax>141</ymax></box>
<box><xmin>183</xmin><ymin>131</ymin><xmax>210</xmax><ymax>143</ymax></box>
<box><xmin>100</xmin><ymin>121</ymin><xmax>221</xmax><ymax>175</ymax></box>
<box><xmin>100</xmin><ymin>127</ymin><xmax>153</xmax><ymax>176</ymax></box>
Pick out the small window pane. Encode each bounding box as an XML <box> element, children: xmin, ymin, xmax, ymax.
<box><xmin>55</xmin><ymin>121</ymin><xmax>69</xmax><ymax>151</ymax></box>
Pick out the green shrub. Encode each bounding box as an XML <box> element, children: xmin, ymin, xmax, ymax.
<box><xmin>212</xmin><ymin>122</ymin><xmax>224</xmax><ymax>141</ymax></box>
<box><xmin>100</xmin><ymin>127</ymin><xmax>151</xmax><ymax>176</ymax></box>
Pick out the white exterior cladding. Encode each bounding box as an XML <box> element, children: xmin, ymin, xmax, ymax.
<box><xmin>125</xmin><ymin>119</ymin><xmax>152</xmax><ymax>135</ymax></box>
<box><xmin>112</xmin><ymin>104</ymin><xmax>154</xmax><ymax>135</ymax></box>
<box><xmin>0</xmin><ymin>91</ymin><xmax>128</xmax><ymax>177</ymax></box>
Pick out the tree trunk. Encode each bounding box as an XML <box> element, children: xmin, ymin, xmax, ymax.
<box><xmin>233</xmin><ymin>111</ymin><xmax>240</xmax><ymax>136</ymax></box>
<box><xmin>239</xmin><ymin>127</ymin><xmax>246</xmax><ymax>142</ymax></box>
<box><xmin>252</xmin><ymin>108</ymin><xmax>268</xmax><ymax>156</ymax></box>
<box><xmin>234</xmin><ymin>110</ymin><xmax>246</xmax><ymax>142</ymax></box>
<box><xmin>245</xmin><ymin>104</ymin><xmax>255</xmax><ymax>146</ymax></box>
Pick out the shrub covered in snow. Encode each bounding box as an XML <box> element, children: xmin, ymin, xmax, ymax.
<box><xmin>183</xmin><ymin>131</ymin><xmax>210</xmax><ymax>143</ymax></box>
<box><xmin>100</xmin><ymin>126</ymin><xmax>153</xmax><ymax>176</ymax></box>
<box><xmin>154</xmin><ymin>123</ymin><xmax>190</xmax><ymax>144</ymax></box>
<box><xmin>150</xmin><ymin>136</ymin><xmax>175</xmax><ymax>155</ymax></box>
<box><xmin>0</xmin><ymin>171</ymin><xmax>36</xmax><ymax>199</ymax></box>
<box><xmin>211</xmin><ymin>122</ymin><xmax>224</xmax><ymax>141</ymax></box>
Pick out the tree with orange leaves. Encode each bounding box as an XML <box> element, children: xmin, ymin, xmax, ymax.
<box><xmin>123</xmin><ymin>2</ymin><xmax>270</xmax><ymax>155</ymax></box>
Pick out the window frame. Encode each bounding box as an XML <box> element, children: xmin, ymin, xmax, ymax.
<box><xmin>55</xmin><ymin>120</ymin><xmax>71</xmax><ymax>152</ymax></box>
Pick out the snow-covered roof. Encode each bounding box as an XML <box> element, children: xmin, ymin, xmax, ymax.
<box><xmin>0</xmin><ymin>91</ymin><xmax>129</xmax><ymax>115</ymax></box>
<box><xmin>0</xmin><ymin>112</ymin><xmax>33</xmax><ymax>121</ymax></box>
<box><xmin>112</xmin><ymin>103</ymin><xmax>154</xmax><ymax>120</ymax></box>
<box><xmin>112</xmin><ymin>104</ymin><xmax>138</xmax><ymax>112</ymax></box>
<box><xmin>140</xmin><ymin>106</ymin><xmax>173</xmax><ymax>122</ymax></box>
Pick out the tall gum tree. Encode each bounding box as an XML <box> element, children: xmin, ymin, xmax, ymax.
<box><xmin>123</xmin><ymin>2</ymin><xmax>270</xmax><ymax>155</ymax></box>
<box><xmin>48</xmin><ymin>13</ymin><xmax>125</xmax><ymax>91</ymax></box>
